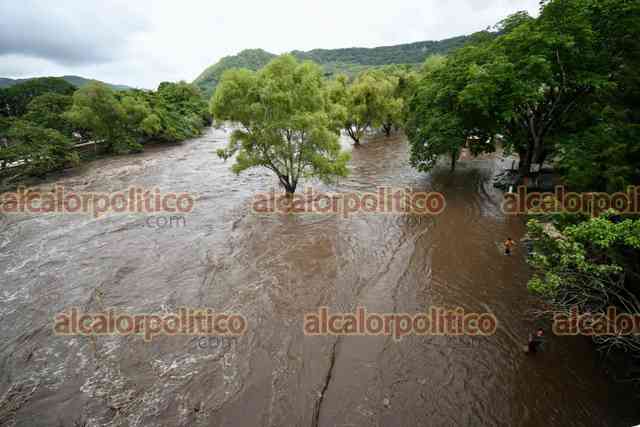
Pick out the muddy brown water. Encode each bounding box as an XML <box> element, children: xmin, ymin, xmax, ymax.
<box><xmin>0</xmin><ymin>128</ymin><xmax>638</xmax><ymax>427</ymax></box>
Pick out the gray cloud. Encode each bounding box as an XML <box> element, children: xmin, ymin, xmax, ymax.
<box><xmin>0</xmin><ymin>0</ymin><xmax>148</xmax><ymax>65</ymax></box>
<box><xmin>0</xmin><ymin>0</ymin><xmax>540</xmax><ymax>89</ymax></box>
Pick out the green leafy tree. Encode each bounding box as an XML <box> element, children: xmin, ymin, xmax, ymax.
<box><xmin>2</xmin><ymin>121</ymin><xmax>73</xmax><ymax>176</ymax></box>
<box><xmin>23</xmin><ymin>93</ymin><xmax>74</xmax><ymax>136</ymax></box>
<box><xmin>376</xmin><ymin>65</ymin><xmax>419</xmax><ymax>135</ymax></box>
<box><xmin>65</xmin><ymin>82</ymin><xmax>143</xmax><ymax>154</ymax></box>
<box><xmin>527</xmin><ymin>215</ymin><xmax>640</xmax><ymax>352</ymax></box>
<box><xmin>150</xmin><ymin>82</ymin><xmax>210</xmax><ymax>142</ymax></box>
<box><xmin>408</xmin><ymin>3</ymin><xmax>616</xmax><ymax>176</ymax></box>
<box><xmin>211</xmin><ymin>54</ymin><xmax>350</xmax><ymax>194</ymax></box>
<box><xmin>406</xmin><ymin>52</ymin><xmax>495</xmax><ymax>172</ymax></box>
<box><xmin>554</xmin><ymin>0</ymin><xmax>640</xmax><ymax>191</ymax></box>
<box><xmin>330</xmin><ymin>71</ymin><xmax>395</xmax><ymax>145</ymax></box>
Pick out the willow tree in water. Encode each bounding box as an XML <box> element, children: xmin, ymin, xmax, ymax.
<box><xmin>211</xmin><ymin>54</ymin><xmax>349</xmax><ymax>194</ymax></box>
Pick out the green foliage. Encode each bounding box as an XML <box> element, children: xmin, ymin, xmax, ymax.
<box><xmin>328</xmin><ymin>69</ymin><xmax>406</xmax><ymax>144</ymax></box>
<box><xmin>406</xmin><ymin>49</ymin><xmax>496</xmax><ymax>172</ymax></box>
<box><xmin>211</xmin><ymin>54</ymin><xmax>350</xmax><ymax>194</ymax></box>
<box><xmin>554</xmin><ymin>0</ymin><xmax>640</xmax><ymax>192</ymax></box>
<box><xmin>0</xmin><ymin>77</ymin><xmax>75</xmax><ymax>117</ymax></box>
<box><xmin>195</xmin><ymin>37</ymin><xmax>469</xmax><ymax>96</ymax></box>
<box><xmin>407</xmin><ymin>0</ymin><xmax>640</xmax><ymax>180</ymax></box>
<box><xmin>0</xmin><ymin>75</ymin><xmax>131</xmax><ymax>91</ymax></box>
<box><xmin>291</xmin><ymin>36</ymin><xmax>469</xmax><ymax>67</ymax></box>
<box><xmin>65</xmin><ymin>82</ymin><xmax>143</xmax><ymax>154</ymax></box>
<box><xmin>152</xmin><ymin>82</ymin><xmax>210</xmax><ymax>141</ymax></box>
<box><xmin>1</xmin><ymin>78</ymin><xmax>209</xmax><ymax>182</ymax></box>
<box><xmin>372</xmin><ymin>66</ymin><xmax>417</xmax><ymax>135</ymax></box>
<box><xmin>557</xmin><ymin>118</ymin><xmax>640</xmax><ymax>192</ymax></box>
<box><xmin>194</xmin><ymin>49</ymin><xmax>277</xmax><ymax>98</ymax></box>
<box><xmin>1</xmin><ymin>120</ymin><xmax>73</xmax><ymax>175</ymax></box>
<box><xmin>64</xmin><ymin>81</ymin><xmax>209</xmax><ymax>154</ymax></box>
<box><xmin>23</xmin><ymin>93</ymin><xmax>73</xmax><ymax>136</ymax></box>
<box><xmin>527</xmin><ymin>215</ymin><xmax>640</xmax><ymax>300</ymax></box>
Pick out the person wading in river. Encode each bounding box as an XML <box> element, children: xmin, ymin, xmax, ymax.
<box><xmin>504</xmin><ymin>238</ymin><xmax>515</xmax><ymax>255</ymax></box>
<box><xmin>524</xmin><ymin>328</ymin><xmax>545</xmax><ymax>354</ymax></box>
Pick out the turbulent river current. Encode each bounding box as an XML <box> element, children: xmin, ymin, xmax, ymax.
<box><xmin>0</xmin><ymin>128</ymin><xmax>637</xmax><ymax>426</ymax></box>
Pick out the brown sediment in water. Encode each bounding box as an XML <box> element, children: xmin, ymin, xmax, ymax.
<box><xmin>0</xmin><ymin>130</ymin><xmax>638</xmax><ymax>426</ymax></box>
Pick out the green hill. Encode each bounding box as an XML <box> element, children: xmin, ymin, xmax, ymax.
<box><xmin>290</xmin><ymin>36</ymin><xmax>469</xmax><ymax>66</ymax></box>
<box><xmin>0</xmin><ymin>75</ymin><xmax>132</xmax><ymax>91</ymax></box>
<box><xmin>194</xmin><ymin>35</ymin><xmax>470</xmax><ymax>97</ymax></box>
<box><xmin>193</xmin><ymin>49</ymin><xmax>277</xmax><ymax>98</ymax></box>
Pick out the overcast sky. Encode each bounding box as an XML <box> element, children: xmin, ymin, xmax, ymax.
<box><xmin>0</xmin><ymin>0</ymin><xmax>540</xmax><ymax>90</ymax></box>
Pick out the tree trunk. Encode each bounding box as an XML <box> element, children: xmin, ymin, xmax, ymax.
<box><xmin>533</xmin><ymin>143</ymin><xmax>547</xmax><ymax>166</ymax></box>
<box><xmin>383</xmin><ymin>124</ymin><xmax>392</xmax><ymax>137</ymax></box>
<box><xmin>450</xmin><ymin>150</ymin><xmax>458</xmax><ymax>173</ymax></box>
<box><xmin>346</xmin><ymin>127</ymin><xmax>361</xmax><ymax>145</ymax></box>
<box><xmin>278</xmin><ymin>175</ymin><xmax>296</xmax><ymax>195</ymax></box>
<box><xmin>518</xmin><ymin>147</ymin><xmax>533</xmax><ymax>177</ymax></box>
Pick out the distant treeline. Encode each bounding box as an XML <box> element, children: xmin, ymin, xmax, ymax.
<box><xmin>0</xmin><ymin>75</ymin><xmax>131</xmax><ymax>91</ymax></box>
<box><xmin>0</xmin><ymin>77</ymin><xmax>210</xmax><ymax>184</ymax></box>
<box><xmin>193</xmin><ymin>35</ymin><xmax>470</xmax><ymax>97</ymax></box>
<box><xmin>290</xmin><ymin>36</ymin><xmax>469</xmax><ymax>66</ymax></box>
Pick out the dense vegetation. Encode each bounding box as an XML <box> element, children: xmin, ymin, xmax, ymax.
<box><xmin>210</xmin><ymin>54</ymin><xmax>419</xmax><ymax>190</ymax></box>
<box><xmin>194</xmin><ymin>49</ymin><xmax>277</xmax><ymax>98</ymax></box>
<box><xmin>0</xmin><ymin>77</ymin><xmax>209</xmax><ymax>185</ymax></box>
<box><xmin>403</xmin><ymin>0</ymin><xmax>640</xmax><ymax>371</ymax></box>
<box><xmin>406</xmin><ymin>2</ymin><xmax>640</xmax><ymax>182</ymax></box>
<box><xmin>328</xmin><ymin>65</ymin><xmax>417</xmax><ymax>144</ymax></box>
<box><xmin>0</xmin><ymin>75</ymin><xmax>131</xmax><ymax>91</ymax></box>
<box><xmin>195</xmin><ymin>36</ymin><xmax>469</xmax><ymax>97</ymax></box>
<box><xmin>291</xmin><ymin>36</ymin><xmax>469</xmax><ymax>66</ymax></box>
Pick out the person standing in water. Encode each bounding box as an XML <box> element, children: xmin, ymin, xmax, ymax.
<box><xmin>504</xmin><ymin>238</ymin><xmax>515</xmax><ymax>255</ymax></box>
<box><xmin>525</xmin><ymin>328</ymin><xmax>545</xmax><ymax>354</ymax></box>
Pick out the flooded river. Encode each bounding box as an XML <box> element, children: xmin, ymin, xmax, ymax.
<box><xmin>0</xmin><ymin>128</ymin><xmax>638</xmax><ymax>426</ymax></box>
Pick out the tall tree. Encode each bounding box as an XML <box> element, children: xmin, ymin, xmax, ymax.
<box><xmin>65</xmin><ymin>82</ymin><xmax>143</xmax><ymax>154</ymax></box>
<box><xmin>406</xmin><ymin>50</ymin><xmax>495</xmax><ymax>172</ymax></box>
<box><xmin>408</xmin><ymin>2</ymin><xmax>618</xmax><ymax>177</ymax></box>
<box><xmin>211</xmin><ymin>54</ymin><xmax>349</xmax><ymax>194</ymax></box>
<box><xmin>23</xmin><ymin>93</ymin><xmax>73</xmax><ymax>136</ymax></box>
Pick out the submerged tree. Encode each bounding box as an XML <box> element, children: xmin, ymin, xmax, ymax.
<box><xmin>377</xmin><ymin>65</ymin><xmax>418</xmax><ymax>135</ymax></box>
<box><xmin>328</xmin><ymin>70</ymin><xmax>402</xmax><ymax>145</ymax></box>
<box><xmin>407</xmin><ymin>1</ymin><xmax>622</xmax><ymax>177</ymax></box>
<box><xmin>406</xmin><ymin>53</ymin><xmax>495</xmax><ymax>172</ymax></box>
<box><xmin>211</xmin><ymin>54</ymin><xmax>349</xmax><ymax>194</ymax></box>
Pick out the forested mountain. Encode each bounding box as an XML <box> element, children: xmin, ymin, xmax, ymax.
<box><xmin>194</xmin><ymin>35</ymin><xmax>470</xmax><ymax>97</ymax></box>
<box><xmin>0</xmin><ymin>75</ymin><xmax>131</xmax><ymax>91</ymax></box>
<box><xmin>291</xmin><ymin>36</ymin><xmax>469</xmax><ymax>65</ymax></box>
<box><xmin>193</xmin><ymin>49</ymin><xmax>277</xmax><ymax>98</ymax></box>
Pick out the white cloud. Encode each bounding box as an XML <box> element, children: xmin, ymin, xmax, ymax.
<box><xmin>0</xmin><ymin>0</ymin><xmax>541</xmax><ymax>89</ymax></box>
